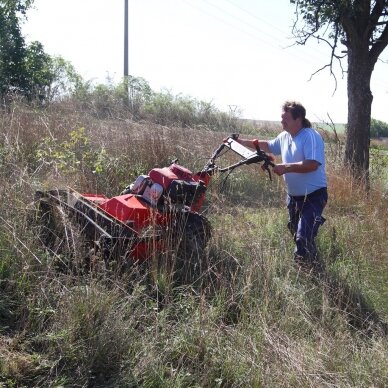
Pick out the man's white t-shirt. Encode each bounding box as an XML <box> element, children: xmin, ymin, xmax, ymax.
<box><xmin>268</xmin><ymin>128</ymin><xmax>327</xmax><ymax>196</ymax></box>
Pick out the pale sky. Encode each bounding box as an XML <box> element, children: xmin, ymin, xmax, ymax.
<box><xmin>21</xmin><ymin>0</ymin><xmax>388</xmax><ymax>123</ymax></box>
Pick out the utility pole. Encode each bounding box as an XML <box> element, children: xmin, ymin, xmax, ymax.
<box><xmin>124</xmin><ymin>0</ymin><xmax>128</xmax><ymax>77</ymax></box>
<box><xmin>124</xmin><ymin>0</ymin><xmax>129</xmax><ymax>106</ymax></box>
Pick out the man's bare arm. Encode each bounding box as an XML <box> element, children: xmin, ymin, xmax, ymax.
<box><xmin>273</xmin><ymin>160</ymin><xmax>319</xmax><ymax>176</ymax></box>
<box><xmin>236</xmin><ymin>138</ymin><xmax>271</xmax><ymax>154</ymax></box>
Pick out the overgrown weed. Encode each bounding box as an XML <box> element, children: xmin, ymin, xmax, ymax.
<box><xmin>0</xmin><ymin>101</ymin><xmax>387</xmax><ymax>387</ymax></box>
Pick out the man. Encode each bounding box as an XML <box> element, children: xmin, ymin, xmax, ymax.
<box><xmin>235</xmin><ymin>101</ymin><xmax>328</xmax><ymax>270</ymax></box>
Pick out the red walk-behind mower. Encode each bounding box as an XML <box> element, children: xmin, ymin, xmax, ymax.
<box><xmin>35</xmin><ymin>136</ymin><xmax>274</xmax><ymax>269</ymax></box>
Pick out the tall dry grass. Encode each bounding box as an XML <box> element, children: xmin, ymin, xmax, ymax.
<box><xmin>0</xmin><ymin>100</ymin><xmax>387</xmax><ymax>387</ymax></box>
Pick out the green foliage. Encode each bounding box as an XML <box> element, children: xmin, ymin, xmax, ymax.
<box><xmin>63</xmin><ymin>76</ymin><xmax>242</xmax><ymax>131</ymax></box>
<box><xmin>33</xmin><ymin>126</ymin><xmax>153</xmax><ymax>194</ymax></box>
<box><xmin>72</xmin><ymin>75</ymin><xmax>151</xmax><ymax>119</ymax></box>
<box><xmin>0</xmin><ymin>0</ymin><xmax>60</xmax><ymax>104</ymax></box>
<box><xmin>290</xmin><ymin>0</ymin><xmax>346</xmax><ymax>38</ymax></box>
<box><xmin>0</xmin><ymin>0</ymin><xmax>33</xmax><ymax>14</ymax></box>
<box><xmin>144</xmin><ymin>89</ymin><xmax>238</xmax><ymax>130</ymax></box>
<box><xmin>145</xmin><ymin>90</ymin><xmax>193</xmax><ymax>126</ymax></box>
<box><xmin>0</xmin><ymin>2</ymin><xmax>28</xmax><ymax>97</ymax></box>
<box><xmin>47</xmin><ymin>56</ymin><xmax>87</xmax><ymax>101</ymax></box>
<box><xmin>0</xmin><ymin>1</ymin><xmax>84</xmax><ymax>105</ymax></box>
<box><xmin>291</xmin><ymin>0</ymin><xmax>388</xmax><ymax>47</ymax></box>
<box><xmin>370</xmin><ymin>147</ymin><xmax>388</xmax><ymax>188</ymax></box>
<box><xmin>371</xmin><ymin>118</ymin><xmax>388</xmax><ymax>138</ymax></box>
<box><xmin>23</xmin><ymin>41</ymin><xmax>55</xmax><ymax>101</ymax></box>
<box><xmin>35</xmin><ymin>127</ymin><xmax>106</xmax><ymax>177</ymax></box>
<box><xmin>124</xmin><ymin>74</ymin><xmax>153</xmax><ymax>116</ymax></box>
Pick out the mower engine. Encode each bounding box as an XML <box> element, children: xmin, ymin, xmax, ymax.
<box><xmin>123</xmin><ymin>163</ymin><xmax>207</xmax><ymax>211</ymax></box>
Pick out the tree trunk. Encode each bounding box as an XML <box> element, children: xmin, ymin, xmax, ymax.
<box><xmin>345</xmin><ymin>44</ymin><xmax>373</xmax><ymax>183</ymax></box>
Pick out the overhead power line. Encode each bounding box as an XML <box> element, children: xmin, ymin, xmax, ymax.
<box><xmin>182</xmin><ymin>0</ymin><xmax>388</xmax><ymax>88</ymax></box>
<box><xmin>181</xmin><ymin>0</ymin><xmax>332</xmax><ymax>70</ymax></box>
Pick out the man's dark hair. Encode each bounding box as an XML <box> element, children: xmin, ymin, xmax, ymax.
<box><xmin>282</xmin><ymin>101</ymin><xmax>312</xmax><ymax>128</ymax></box>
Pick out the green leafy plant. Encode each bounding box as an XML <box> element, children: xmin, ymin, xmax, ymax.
<box><xmin>36</xmin><ymin>127</ymin><xmax>105</xmax><ymax>177</ymax></box>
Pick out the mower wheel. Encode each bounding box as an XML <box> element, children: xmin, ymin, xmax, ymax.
<box><xmin>174</xmin><ymin>212</ymin><xmax>211</xmax><ymax>283</ymax></box>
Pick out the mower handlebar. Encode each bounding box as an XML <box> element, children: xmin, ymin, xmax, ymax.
<box><xmin>199</xmin><ymin>137</ymin><xmax>275</xmax><ymax>180</ymax></box>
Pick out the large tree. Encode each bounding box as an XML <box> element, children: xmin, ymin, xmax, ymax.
<box><xmin>0</xmin><ymin>1</ymin><xmax>84</xmax><ymax>104</ymax></box>
<box><xmin>0</xmin><ymin>0</ymin><xmax>30</xmax><ymax>99</ymax></box>
<box><xmin>291</xmin><ymin>0</ymin><xmax>388</xmax><ymax>181</ymax></box>
<box><xmin>0</xmin><ymin>0</ymin><xmax>55</xmax><ymax>104</ymax></box>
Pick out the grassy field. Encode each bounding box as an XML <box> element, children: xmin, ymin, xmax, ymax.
<box><xmin>0</xmin><ymin>100</ymin><xmax>387</xmax><ymax>387</ymax></box>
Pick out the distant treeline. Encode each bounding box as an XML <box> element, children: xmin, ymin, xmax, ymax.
<box><xmin>371</xmin><ymin>118</ymin><xmax>388</xmax><ymax>138</ymax></box>
<box><xmin>318</xmin><ymin>120</ymin><xmax>388</xmax><ymax>139</ymax></box>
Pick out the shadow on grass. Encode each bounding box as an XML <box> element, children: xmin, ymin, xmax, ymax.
<box><xmin>307</xmin><ymin>264</ymin><xmax>388</xmax><ymax>336</ymax></box>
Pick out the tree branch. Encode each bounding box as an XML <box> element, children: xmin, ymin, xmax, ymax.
<box><xmin>370</xmin><ymin>0</ymin><xmax>387</xmax><ymax>27</ymax></box>
<box><xmin>291</xmin><ymin>1</ymin><xmax>347</xmax><ymax>93</ymax></box>
<box><xmin>369</xmin><ymin>22</ymin><xmax>388</xmax><ymax>63</ymax></box>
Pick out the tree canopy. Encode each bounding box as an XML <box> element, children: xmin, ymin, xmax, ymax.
<box><xmin>0</xmin><ymin>0</ymin><xmax>28</xmax><ymax>97</ymax></box>
<box><xmin>0</xmin><ymin>0</ymin><xmax>60</xmax><ymax>104</ymax></box>
<box><xmin>291</xmin><ymin>0</ymin><xmax>388</xmax><ymax>181</ymax></box>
